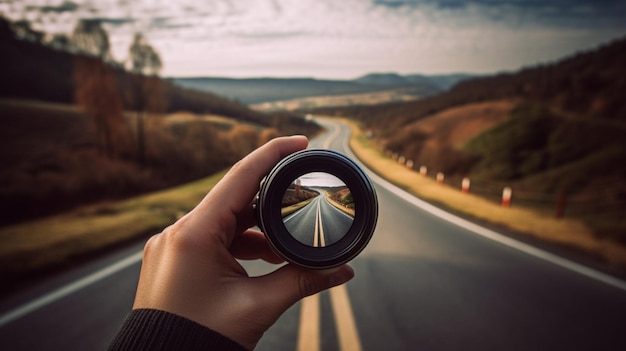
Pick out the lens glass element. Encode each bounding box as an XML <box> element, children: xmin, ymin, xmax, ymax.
<box><xmin>281</xmin><ymin>172</ymin><xmax>355</xmax><ymax>247</ymax></box>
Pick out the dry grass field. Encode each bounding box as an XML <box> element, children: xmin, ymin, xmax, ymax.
<box><xmin>251</xmin><ymin>89</ymin><xmax>419</xmax><ymax>111</ymax></box>
<box><xmin>0</xmin><ymin>170</ymin><xmax>226</xmax><ymax>287</ymax></box>
<box><xmin>0</xmin><ymin>99</ymin><xmax>275</xmax><ymax>226</ymax></box>
<box><xmin>343</xmin><ymin>118</ymin><xmax>626</xmax><ymax>268</ymax></box>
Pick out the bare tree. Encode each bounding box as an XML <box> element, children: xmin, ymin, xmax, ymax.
<box><xmin>71</xmin><ymin>19</ymin><xmax>128</xmax><ymax>158</ymax></box>
<box><xmin>126</xmin><ymin>32</ymin><xmax>164</xmax><ymax>166</ymax></box>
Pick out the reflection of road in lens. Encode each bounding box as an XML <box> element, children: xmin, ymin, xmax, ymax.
<box><xmin>283</xmin><ymin>192</ymin><xmax>354</xmax><ymax>247</ymax></box>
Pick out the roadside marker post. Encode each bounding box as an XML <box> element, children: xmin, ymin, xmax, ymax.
<box><xmin>398</xmin><ymin>156</ymin><xmax>405</xmax><ymax>164</ymax></box>
<box><xmin>462</xmin><ymin>177</ymin><xmax>470</xmax><ymax>193</ymax></box>
<box><xmin>436</xmin><ymin>172</ymin><xmax>445</xmax><ymax>184</ymax></box>
<box><xmin>406</xmin><ymin>160</ymin><xmax>414</xmax><ymax>169</ymax></box>
<box><xmin>502</xmin><ymin>187</ymin><xmax>512</xmax><ymax>207</ymax></box>
<box><xmin>419</xmin><ymin>166</ymin><xmax>427</xmax><ymax>176</ymax></box>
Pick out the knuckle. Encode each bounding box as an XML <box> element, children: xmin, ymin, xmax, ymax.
<box><xmin>298</xmin><ymin>271</ymin><xmax>319</xmax><ymax>298</ymax></box>
<box><xmin>229</xmin><ymin>158</ymin><xmax>255</xmax><ymax>178</ymax></box>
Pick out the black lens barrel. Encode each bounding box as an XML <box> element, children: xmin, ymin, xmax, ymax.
<box><xmin>256</xmin><ymin>149</ymin><xmax>378</xmax><ymax>269</ymax></box>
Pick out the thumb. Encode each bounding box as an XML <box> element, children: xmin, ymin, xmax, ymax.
<box><xmin>255</xmin><ymin>264</ymin><xmax>354</xmax><ymax>314</ymax></box>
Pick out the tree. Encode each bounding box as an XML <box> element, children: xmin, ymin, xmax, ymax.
<box><xmin>71</xmin><ymin>19</ymin><xmax>112</xmax><ymax>61</ymax></box>
<box><xmin>10</xmin><ymin>19</ymin><xmax>44</xmax><ymax>43</ymax></box>
<box><xmin>71</xmin><ymin>19</ymin><xmax>128</xmax><ymax>158</ymax></box>
<box><xmin>126</xmin><ymin>33</ymin><xmax>165</xmax><ymax>166</ymax></box>
<box><xmin>46</xmin><ymin>33</ymin><xmax>71</xmax><ymax>51</ymax></box>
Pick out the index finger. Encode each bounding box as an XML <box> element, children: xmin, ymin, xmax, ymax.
<box><xmin>192</xmin><ymin>135</ymin><xmax>308</xmax><ymax>239</ymax></box>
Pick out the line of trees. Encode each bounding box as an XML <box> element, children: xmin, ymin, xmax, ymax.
<box><xmin>70</xmin><ymin>19</ymin><xmax>163</xmax><ymax>164</ymax></box>
<box><xmin>1</xmin><ymin>15</ymin><xmax>165</xmax><ymax>163</ymax></box>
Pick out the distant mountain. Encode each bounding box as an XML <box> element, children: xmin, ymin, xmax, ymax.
<box><xmin>171</xmin><ymin>73</ymin><xmax>473</xmax><ymax>104</ymax></box>
<box><xmin>353</xmin><ymin>72</ymin><xmax>414</xmax><ymax>85</ymax></box>
<box><xmin>418</xmin><ymin>73</ymin><xmax>477</xmax><ymax>91</ymax></box>
<box><xmin>170</xmin><ymin>77</ymin><xmax>381</xmax><ymax>104</ymax></box>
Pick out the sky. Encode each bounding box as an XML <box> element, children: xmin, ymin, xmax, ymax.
<box><xmin>2</xmin><ymin>0</ymin><xmax>626</xmax><ymax>79</ymax></box>
<box><xmin>298</xmin><ymin>172</ymin><xmax>346</xmax><ymax>188</ymax></box>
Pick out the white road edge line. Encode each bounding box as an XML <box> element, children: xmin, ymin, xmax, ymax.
<box><xmin>0</xmin><ymin>250</ymin><xmax>144</xmax><ymax>327</ymax></box>
<box><xmin>326</xmin><ymin>196</ymin><xmax>355</xmax><ymax>221</ymax></box>
<box><xmin>340</xmin><ymin>123</ymin><xmax>626</xmax><ymax>292</ymax></box>
<box><xmin>322</xmin><ymin>122</ymin><xmax>341</xmax><ymax>149</ymax></box>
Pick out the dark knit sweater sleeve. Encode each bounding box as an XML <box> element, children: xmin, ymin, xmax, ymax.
<box><xmin>108</xmin><ymin>309</ymin><xmax>247</xmax><ymax>351</ymax></box>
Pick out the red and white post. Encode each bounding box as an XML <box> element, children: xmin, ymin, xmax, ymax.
<box><xmin>462</xmin><ymin>177</ymin><xmax>470</xmax><ymax>193</ymax></box>
<box><xmin>419</xmin><ymin>166</ymin><xmax>427</xmax><ymax>176</ymax></box>
<box><xmin>502</xmin><ymin>187</ymin><xmax>512</xmax><ymax>208</ymax></box>
<box><xmin>436</xmin><ymin>172</ymin><xmax>445</xmax><ymax>185</ymax></box>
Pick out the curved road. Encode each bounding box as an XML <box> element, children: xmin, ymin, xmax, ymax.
<box><xmin>283</xmin><ymin>192</ymin><xmax>354</xmax><ymax>247</ymax></box>
<box><xmin>1</xmin><ymin>118</ymin><xmax>625</xmax><ymax>350</ymax></box>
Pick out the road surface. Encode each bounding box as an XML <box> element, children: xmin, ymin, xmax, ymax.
<box><xmin>1</xmin><ymin>118</ymin><xmax>625</xmax><ymax>350</ymax></box>
<box><xmin>283</xmin><ymin>192</ymin><xmax>354</xmax><ymax>247</ymax></box>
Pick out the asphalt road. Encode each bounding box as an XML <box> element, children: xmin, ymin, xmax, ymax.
<box><xmin>283</xmin><ymin>192</ymin><xmax>354</xmax><ymax>247</ymax></box>
<box><xmin>1</xmin><ymin>118</ymin><xmax>625</xmax><ymax>350</ymax></box>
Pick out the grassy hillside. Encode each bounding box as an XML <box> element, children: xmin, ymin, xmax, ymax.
<box><xmin>0</xmin><ymin>99</ymin><xmax>285</xmax><ymax>226</ymax></box>
<box><xmin>0</xmin><ymin>169</ymin><xmax>228</xmax><ymax>289</ymax></box>
<box><xmin>312</xmin><ymin>36</ymin><xmax>626</xmax><ymax>130</ymax></box>
<box><xmin>465</xmin><ymin>105</ymin><xmax>626</xmax><ymax>190</ymax></box>
<box><xmin>312</xmin><ymin>37</ymin><xmax>626</xmax><ymax>245</ymax></box>
<box><xmin>0</xmin><ymin>17</ymin><xmax>320</xmax><ymax>135</ymax></box>
<box><xmin>0</xmin><ymin>18</ymin><xmax>321</xmax><ymax>226</ymax></box>
<box><xmin>312</xmin><ymin>36</ymin><xmax>626</xmax><ymax>181</ymax></box>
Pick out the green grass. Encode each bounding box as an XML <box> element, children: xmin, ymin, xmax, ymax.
<box><xmin>464</xmin><ymin>104</ymin><xmax>626</xmax><ymax>192</ymax></box>
<box><xmin>0</xmin><ymin>170</ymin><xmax>227</xmax><ymax>281</ymax></box>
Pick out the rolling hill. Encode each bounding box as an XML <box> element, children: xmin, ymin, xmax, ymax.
<box><xmin>313</xmin><ymin>36</ymin><xmax>626</xmax><ymax>243</ymax></box>
<box><xmin>0</xmin><ymin>17</ymin><xmax>322</xmax><ymax>226</ymax></box>
<box><xmin>171</xmin><ymin>73</ymin><xmax>472</xmax><ymax>104</ymax></box>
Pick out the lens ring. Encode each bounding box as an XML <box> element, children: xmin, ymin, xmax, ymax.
<box><xmin>257</xmin><ymin>149</ymin><xmax>378</xmax><ymax>269</ymax></box>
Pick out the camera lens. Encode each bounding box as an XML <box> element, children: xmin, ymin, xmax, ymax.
<box><xmin>256</xmin><ymin>149</ymin><xmax>378</xmax><ymax>269</ymax></box>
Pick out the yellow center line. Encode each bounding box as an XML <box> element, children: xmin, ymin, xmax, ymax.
<box><xmin>313</xmin><ymin>200</ymin><xmax>320</xmax><ymax>247</ymax></box>
<box><xmin>330</xmin><ymin>285</ymin><xmax>363</xmax><ymax>351</ymax></box>
<box><xmin>318</xmin><ymin>200</ymin><xmax>326</xmax><ymax>247</ymax></box>
<box><xmin>297</xmin><ymin>294</ymin><xmax>320</xmax><ymax>351</ymax></box>
<box><xmin>297</xmin><ymin>186</ymin><xmax>361</xmax><ymax>351</ymax></box>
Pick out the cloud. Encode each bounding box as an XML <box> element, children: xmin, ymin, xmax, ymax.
<box><xmin>3</xmin><ymin>0</ymin><xmax>626</xmax><ymax>78</ymax></box>
<box><xmin>371</xmin><ymin>0</ymin><xmax>626</xmax><ymax>27</ymax></box>
<box><xmin>30</xmin><ymin>0</ymin><xmax>79</xmax><ymax>14</ymax></box>
<box><xmin>92</xmin><ymin>17</ymin><xmax>134</xmax><ymax>26</ymax></box>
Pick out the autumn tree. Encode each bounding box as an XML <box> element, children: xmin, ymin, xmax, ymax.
<box><xmin>71</xmin><ymin>19</ymin><xmax>128</xmax><ymax>158</ymax></box>
<box><xmin>126</xmin><ymin>32</ymin><xmax>164</xmax><ymax>166</ymax></box>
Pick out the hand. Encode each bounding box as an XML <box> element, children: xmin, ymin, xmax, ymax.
<box><xmin>132</xmin><ymin>135</ymin><xmax>355</xmax><ymax>350</ymax></box>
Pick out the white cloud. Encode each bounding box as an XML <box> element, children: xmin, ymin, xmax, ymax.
<box><xmin>4</xmin><ymin>0</ymin><xmax>626</xmax><ymax>78</ymax></box>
